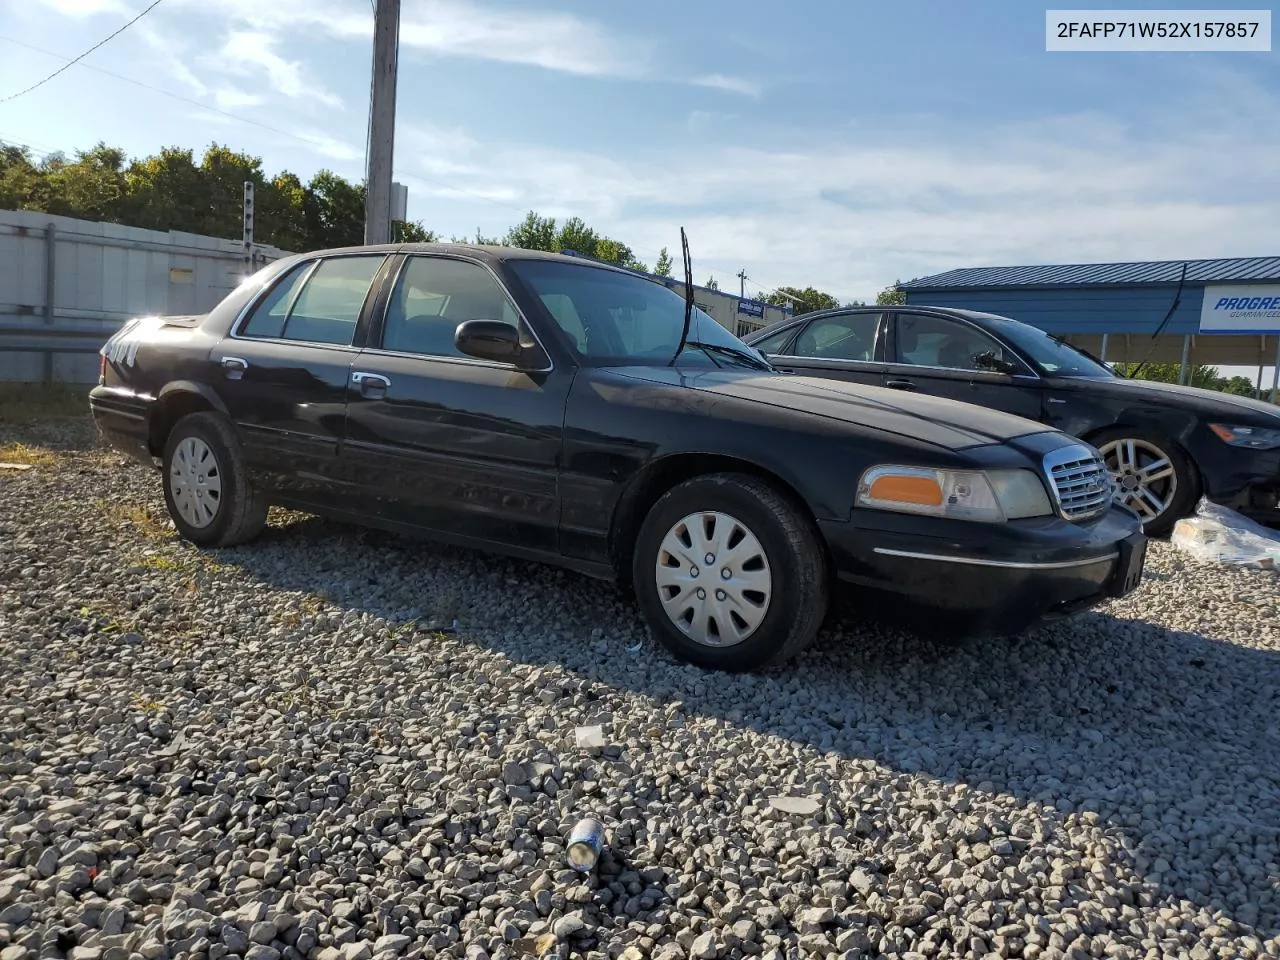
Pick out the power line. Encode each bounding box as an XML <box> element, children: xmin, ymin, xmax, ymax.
<box><xmin>0</xmin><ymin>0</ymin><xmax>170</xmax><ymax>104</ymax></box>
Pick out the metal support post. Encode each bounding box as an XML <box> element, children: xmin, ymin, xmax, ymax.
<box><xmin>1099</xmin><ymin>333</ymin><xmax>1108</xmax><ymax>363</ymax></box>
<box><xmin>243</xmin><ymin>181</ymin><xmax>254</xmax><ymax>275</ymax></box>
<box><xmin>1177</xmin><ymin>335</ymin><xmax>1191</xmax><ymax>385</ymax></box>
<box><xmin>44</xmin><ymin>222</ymin><xmax>56</xmax><ymax>383</ymax></box>
<box><xmin>1271</xmin><ymin>337</ymin><xmax>1280</xmax><ymax>404</ymax></box>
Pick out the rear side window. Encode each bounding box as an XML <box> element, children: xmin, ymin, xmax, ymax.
<box><xmin>240</xmin><ymin>256</ymin><xmax>384</xmax><ymax>346</ymax></box>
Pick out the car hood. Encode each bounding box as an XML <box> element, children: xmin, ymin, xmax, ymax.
<box><xmin>611</xmin><ymin>366</ymin><xmax>1058</xmax><ymax>452</ymax></box>
<box><xmin>1057</xmin><ymin>375</ymin><xmax>1280</xmax><ymax>422</ymax></box>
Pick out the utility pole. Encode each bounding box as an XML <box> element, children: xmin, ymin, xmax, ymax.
<box><xmin>737</xmin><ymin>269</ymin><xmax>747</xmax><ymax>298</ymax></box>
<box><xmin>364</xmin><ymin>0</ymin><xmax>400</xmax><ymax>246</ymax></box>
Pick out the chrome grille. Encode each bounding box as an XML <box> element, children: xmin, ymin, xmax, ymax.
<box><xmin>1043</xmin><ymin>444</ymin><xmax>1112</xmax><ymax>521</ymax></box>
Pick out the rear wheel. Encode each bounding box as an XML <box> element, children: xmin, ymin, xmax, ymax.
<box><xmin>632</xmin><ymin>473</ymin><xmax>828</xmax><ymax>671</ymax></box>
<box><xmin>162</xmin><ymin>412</ymin><xmax>268</xmax><ymax>547</ymax></box>
<box><xmin>1092</xmin><ymin>429</ymin><xmax>1198</xmax><ymax>536</ymax></box>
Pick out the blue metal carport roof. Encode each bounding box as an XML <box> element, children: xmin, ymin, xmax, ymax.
<box><xmin>900</xmin><ymin>256</ymin><xmax>1280</xmax><ymax>291</ymax></box>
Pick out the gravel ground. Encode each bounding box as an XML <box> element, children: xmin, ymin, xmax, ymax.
<box><xmin>2</xmin><ymin>417</ymin><xmax>1279</xmax><ymax>960</ymax></box>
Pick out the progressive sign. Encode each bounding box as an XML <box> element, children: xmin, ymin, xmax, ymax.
<box><xmin>1200</xmin><ymin>283</ymin><xmax>1280</xmax><ymax>333</ymax></box>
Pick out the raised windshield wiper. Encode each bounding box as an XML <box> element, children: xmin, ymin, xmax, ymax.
<box><xmin>669</xmin><ymin>227</ymin><xmax>694</xmax><ymax>367</ymax></box>
<box><xmin>684</xmin><ymin>341</ymin><xmax>774</xmax><ymax>371</ymax></box>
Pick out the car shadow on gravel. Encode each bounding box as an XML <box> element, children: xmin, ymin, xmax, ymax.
<box><xmin>219</xmin><ymin>516</ymin><xmax>1280</xmax><ymax>940</ymax></box>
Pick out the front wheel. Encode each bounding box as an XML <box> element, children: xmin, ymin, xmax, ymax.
<box><xmin>632</xmin><ymin>473</ymin><xmax>828</xmax><ymax>671</ymax></box>
<box><xmin>1092</xmin><ymin>429</ymin><xmax>1198</xmax><ymax>537</ymax></box>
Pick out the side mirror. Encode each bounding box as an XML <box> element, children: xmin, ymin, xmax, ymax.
<box><xmin>974</xmin><ymin>350</ymin><xmax>1018</xmax><ymax>375</ymax></box>
<box><xmin>455</xmin><ymin>319</ymin><xmax>523</xmax><ymax>364</ymax></box>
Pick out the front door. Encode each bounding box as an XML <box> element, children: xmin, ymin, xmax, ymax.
<box><xmin>208</xmin><ymin>253</ymin><xmax>389</xmax><ymax>505</ymax></box>
<box><xmin>766</xmin><ymin>310</ymin><xmax>888</xmax><ymax>387</ymax></box>
<box><xmin>884</xmin><ymin>311</ymin><xmax>1044</xmax><ymax>421</ymax></box>
<box><xmin>341</xmin><ymin>254</ymin><xmax>572</xmax><ymax>553</ymax></box>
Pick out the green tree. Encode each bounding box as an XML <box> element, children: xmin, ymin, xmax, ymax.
<box><xmin>556</xmin><ymin>216</ymin><xmax>599</xmax><ymax>257</ymax></box>
<box><xmin>876</xmin><ymin>282</ymin><xmax>906</xmax><ymax>306</ymax></box>
<box><xmin>1223</xmin><ymin>376</ymin><xmax>1260</xmax><ymax>398</ymax></box>
<box><xmin>654</xmin><ymin>247</ymin><xmax>673</xmax><ymax>277</ymax></box>
<box><xmin>0</xmin><ymin>144</ymin><xmax>49</xmax><ymax>211</ymax></box>
<box><xmin>303</xmin><ymin>169</ymin><xmax>366</xmax><ymax>249</ymax></box>
<box><xmin>1114</xmin><ymin>362</ymin><xmax>1227</xmax><ymax>391</ymax></box>
<box><xmin>504</xmin><ymin>211</ymin><xmax>557</xmax><ymax>251</ymax></box>
<box><xmin>41</xmin><ymin>143</ymin><xmax>129</xmax><ymax>222</ymax></box>
<box><xmin>704</xmin><ymin>276</ymin><xmax>720</xmax><ymax>291</ymax></box>
<box><xmin>764</xmin><ymin>285</ymin><xmax>840</xmax><ymax>316</ymax></box>
<box><xmin>394</xmin><ymin>220</ymin><xmax>437</xmax><ymax>243</ymax></box>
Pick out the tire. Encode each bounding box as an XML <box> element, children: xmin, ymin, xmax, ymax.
<box><xmin>1091</xmin><ymin>427</ymin><xmax>1199</xmax><ymax>537</ymax></box>
<box><xmin>161</xmin><ymin>411</ymin><xmax>268</xmax><ymax>548</ymax></box>
<box><xmin>632</xmin><ymin>473</ymin><xmax>828</xmax><ymax>671</ymax></box>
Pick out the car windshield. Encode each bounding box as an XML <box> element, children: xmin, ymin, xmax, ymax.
<box><xmin>509</xmin><ymin>259</ymin><xmax>771</xmax><ymax>369</ymax></box>
<box><xmin>988</xmin><ymin>317</ymin><xmax>1115</xmax><ymax>378</ymax></box>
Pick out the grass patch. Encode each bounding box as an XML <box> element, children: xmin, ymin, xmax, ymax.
<box><xmin>0</xmin><ymin>383</ymin><xmax>91</xmax><ymax>423</ymax></box>
<box><xmin>0</xmin><ymin>442</ymin><xmax>58</xmax><ymax>466</ymax></box>
<box><xmin>106</xmin><ymin>503</ymin><xmax>173</xmax><ymax>541</ymax></box>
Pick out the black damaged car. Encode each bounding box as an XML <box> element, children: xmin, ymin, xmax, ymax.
<box><xmin>90</xmin><ymin>244</ymin><xmax>1146</xmax><ymax>670</ymax></box>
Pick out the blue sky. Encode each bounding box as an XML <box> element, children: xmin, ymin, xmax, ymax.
<box><xmin>1</xmin><ymin>0</ymin><xmax>1279</xmax><ymax>304</ymax></box>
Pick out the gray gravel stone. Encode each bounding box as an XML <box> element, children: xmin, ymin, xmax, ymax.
<box><xmin>0</xmin><ymin>429</ymin><xmax>1278</xmax><ymax>960</ymax></box>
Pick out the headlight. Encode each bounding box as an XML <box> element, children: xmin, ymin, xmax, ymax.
<box><xmin>856</xmin><ymin>465</ymin><xmax>1053</xmax><ymax>522</ymax></box>
<box><xmin>1209</xmin><ymin>423</ymin><xmax>1280</xmax><ymax>450</ymax></box>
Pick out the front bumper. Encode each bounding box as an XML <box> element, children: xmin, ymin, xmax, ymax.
<box><xmin>820</xmin><ymin>504</ymin><xmax>1146</xmax><ymax>637</ymax></box>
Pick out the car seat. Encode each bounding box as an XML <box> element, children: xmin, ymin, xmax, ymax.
<box><xmin>937</xmin><ymin>340</ymin><xmax>975</xmax><ymax>369</ymax></box>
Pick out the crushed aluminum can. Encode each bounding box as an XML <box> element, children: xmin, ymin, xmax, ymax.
<box><xmin>566</xmin><ymin>817</ymin><xmax>606</xmax><ymax>872</ymax></box>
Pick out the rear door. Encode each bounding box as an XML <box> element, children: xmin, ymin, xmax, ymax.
<box><xmin>340</xmin><ymin>254</ymin><xmax>572</xmax><ymax>553</ymax></box>
<box><xmin>209</xmin><ymin>252</ymin><xmax>389</xmax><ymax>504</ymax></box>
<box><xmin>884</xmin><ymin>311</ymin><xmax>1044</xmax><ymax>421</ymax></box>
<box><xmin>765</xmin><ymin>310</ymin><xmax>888</xmax><ymax>387</ymax></box>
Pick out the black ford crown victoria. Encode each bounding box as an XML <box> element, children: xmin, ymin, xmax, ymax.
<box><xmin>91</xmin><ymin>244</ymin><xmax>1145</xmax><ymax>670</ymax></box>
<box><xmin>745</xmin><ymin>304</ymin><xmax>1280</xmax><ymax>536</ymax></box>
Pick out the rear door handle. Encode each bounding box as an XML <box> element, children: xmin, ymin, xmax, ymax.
<box><xmin>220</xmin><ymin>356</ymin><xmax>248</xmax><ymax>380</ymax></box>
<box><xmin>885</xmin><ymin>378</ymin><xmax>917</xmax><ymax>391</ymax></box>
<box><xmin>351</xmin><ymin>371</ymin><xmax>391</xmax><ymax>397</ymax></box>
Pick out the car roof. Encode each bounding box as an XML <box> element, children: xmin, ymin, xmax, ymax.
<box><xmin>288</xmin><ymin>242</ymin><xmax>644</xmax><ymax>276</ymax></box>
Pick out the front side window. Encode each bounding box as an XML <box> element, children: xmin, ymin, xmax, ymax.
<box><xmin>509</xmin><ymin>259</ymin><xmax>769</xmax><ymax>369</ymax></box>
<box><xmin>381</xmin><ymin>257</ymin><xmax>522</xmax><ymax>358</ymax></box>
<box><xmin>752</xmin><ymin>325</ymin><xmax>798</xmax><ymax>355</ymax></box>
<box><xmin>793</xmin><ymin>313</ymin><xmax>882</xmax><ymax>361</ymax></box>
<box><xmin>240</xmin><ymin>255</ymin><xmax>383</xmax><ymax>346</ymax></box>
<box><xmin>895</xmin><ymin>313</ymin><xmax>1020</xmax><ymax>373</ymax></box>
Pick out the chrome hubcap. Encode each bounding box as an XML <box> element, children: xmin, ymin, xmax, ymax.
<box><xmin>169</xmin><ymin>436</ymin><xmax>222</xmax><ymax>528</ymax></box>
<box><xmin>655</xmin><ymin>511</ymin><xmax>772</xmax><ymax>647</ymax></box>
<box><xmin>1099</xmin><ymin>438</ymin><xmax>1177</xmax><ymax>521</ymax></box>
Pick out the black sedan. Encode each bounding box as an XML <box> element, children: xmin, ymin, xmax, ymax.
<box><xmin>90</xmin><ymin>244</ymin><xmax>1145</xmax><ymax>670</ymax></box>
<box><xmin>745</xmin><ymin>304</ymin><xmax>1280</xmax><ymax>536</ymax></box>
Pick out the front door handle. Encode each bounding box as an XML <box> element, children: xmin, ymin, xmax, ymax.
<box><xmin>220</xmin><ymin>356</ymin><xmax>248</xmax><ymax>380</ymax></box>
<box><xmin>885</xmin><ymin>378</ymin><xmax>917</xmax><ymax>391</ymax></box>
<box><xmin>351</xmin><ymin>371</ymin><xmax>391</xmax><ymax>397</ymax></box>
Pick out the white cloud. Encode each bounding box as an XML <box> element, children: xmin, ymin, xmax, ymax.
<box><xmin>397</xmin><ymin>0</ymin><xmax>645</xmax><ymax>77</ymax></box>
<box><xmin>135</xmin><ymin>22</ymin><xmax>209</xmax><ymax>97</ymax></box>
<box><xmin>213</xmin><ymin>87</ymin><xmax>265</xmax><ymax>110</ymax></box>
<box><xmin>397</xmin><ymin>77</ymin><xmax>1280</xmax><ymax>302</ymax></box>
<box><xmin>217</xmin><ymin>30</ymin><xmax>341</xmax><ymax>107</ymax></box>
<box><xmin>693</xmin><ymin>74</ymin><xmax>762</xmax><ymax>98</ymax></box>
<box><xmin>291</xmin><ymin>129</ymin><xmax>362</xmax><ymax>162</ymax></box>
<box><xmin>33</xmin><ymin>0</ymin><xmax>124</xmax><ymax>14</ymax></box>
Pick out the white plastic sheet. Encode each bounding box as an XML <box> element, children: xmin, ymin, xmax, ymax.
<box><xmin>1170</xmin><ymin>497</ymin><xmax>1280</xmax><ymax>569</ymax></box>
